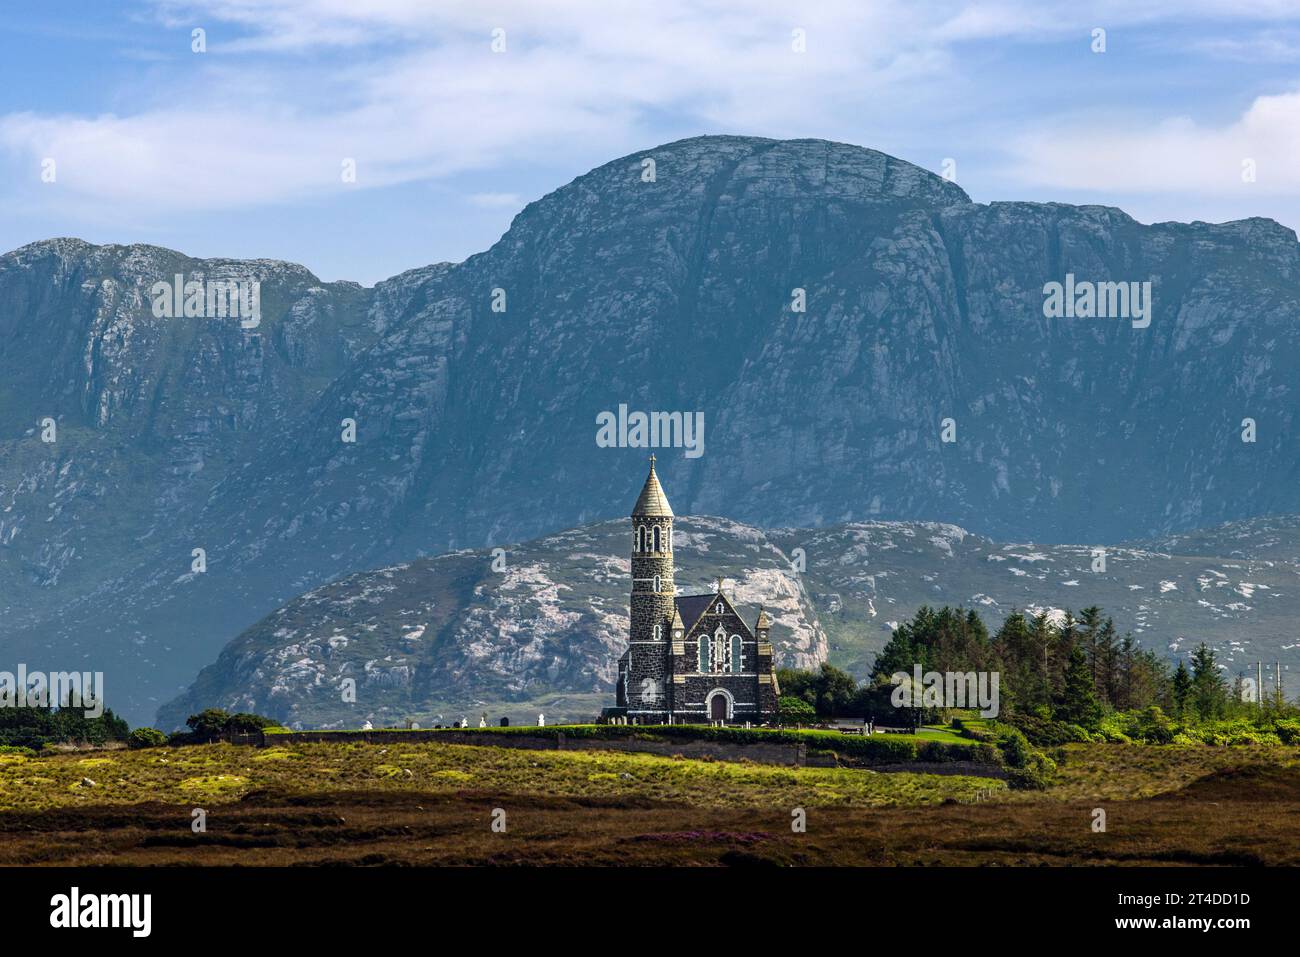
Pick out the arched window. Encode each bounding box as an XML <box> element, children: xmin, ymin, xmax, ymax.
<box><xmin>652</xmin><ymin>526</ymin><xmax>661</xmax><ymax>552</ymax></box>
<box><xmin>730</xmin><ymin>634</ymin><xmax>743</xmax><ymax>672</ymax></box>
<box><xmin>636</xmin><ymin>526</ymin><xmax>645</xmax><ymax>552</ymax></box>
<box><xmin>716</xmin><ymin>602</ymin><xmax>723</xmax><ymax>614</ymax></box>
<box><xmin>653</xmin><ymin>575</ymin><xmax>661</xmax><ymax>592</ymax></box>
<box><xmin>653</xmin><ymin>623</ymin><xmax>662</xmax><ymax>641</ymax></box>
<box><xmin>698</xmin><ymin>638</ymin><xmax>711</xmax><ymax>673</ymax></box>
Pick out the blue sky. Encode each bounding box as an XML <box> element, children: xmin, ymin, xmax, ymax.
<box><xmin>3</xmin><ymin>1</ymin><xmax>1300</xmax><ymax>285</ymax></box>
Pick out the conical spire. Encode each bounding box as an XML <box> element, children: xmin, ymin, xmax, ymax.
<box><xmin>632</xmin><ymin>454</ymin><xmax>673</xmax><ymax>517</ymax></box>
<box><xmin>755</xmin><ymin>605</ymin><xmax>772</xmax><ymax>630</ymax></box>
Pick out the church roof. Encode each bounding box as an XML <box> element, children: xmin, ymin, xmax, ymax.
<box><xmin>674</xmin><ymin>594</ymin><xmax>715</xmax><ymax>630</ymax></box>
<box><xmin>632</xmin><ymin>455</ymin><xmax>673</xmax><ymax>517</ymax></box>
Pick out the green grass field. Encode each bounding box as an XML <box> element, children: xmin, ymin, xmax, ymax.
<box><xmin>0</xmin><ymin>742</ymin><xmax>1003</xmax><ymax>813</ymax></box>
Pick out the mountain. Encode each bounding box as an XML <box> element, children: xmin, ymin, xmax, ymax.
<box><xmin>157</xmin><ymin>512</ymin><xmax>1300</xmax><ymax>730</ymax></box>
<box><xmin>4</xmin><ymin>135</ymin><xmax>1300</xmax><ymax>724</ymax></box>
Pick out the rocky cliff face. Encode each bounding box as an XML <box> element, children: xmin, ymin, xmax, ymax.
<box><xmin>154</xmin><ymin>515</ymin><xmax>831</xmax><ymax>729</ymax></box>
<box><xmin>157</xmin><ymin>512</ymin><xmax>1300</xmax><ymax>730</ymax></box>
<box><xmin>3</xmin><ymin>135</ymin><xmax>1300</xmax><ymax>724</ymax></box>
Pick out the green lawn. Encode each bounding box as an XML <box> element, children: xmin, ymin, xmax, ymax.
<box><xmin>0</xmin><ymin>742</ymin><xmax>1005</xmax><ymax>812</ymax></box>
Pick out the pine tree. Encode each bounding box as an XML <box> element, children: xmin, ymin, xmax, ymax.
<box><xmin>1171</xmin><ymin>659</ymin><xmax>1192</xmax><ymax>720</ymax></box>
<box><xmin>1055</xmin><ymin>643</ymin><xmax>1102</xmax><ymax>729</ymax></box>
<box><xmin>1096</xmin><ymin>617</ymin><xmax>1120</xmax><ymax>706</ymax></box>
<box><xmin>1129</xmin><ymin>646</ymin><xmax>1169</xmax><ymax>711</ymax></box>
<box><xmin>993</xmin><ymin>611</ymin><xmax>1049</xmax><ymax>713</ymax></box>
<box><xmin>1078</xmin><ymin>606</ymin><xmax>1104</xmax><ymax>689</ymax></box>
<box><xmin>1190</xmin><ymin>642</ymin><xmax>1227</xmax><ymax>721</ymax></box>
<box><xmin>1116</xmin><ymin>633</ymin><xmax>1136</xmax><ymax>711</ymax></box>
<box><xmin>1054</xmin><ymin>611</ymin><xmax>1078</xmax><ymax>700</ymax></box>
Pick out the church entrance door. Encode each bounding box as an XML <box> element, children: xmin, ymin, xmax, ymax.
<box><xmin>709</xmin><ymin>694</ymin><xmax>727</xmax><ymax>721</ymax></box>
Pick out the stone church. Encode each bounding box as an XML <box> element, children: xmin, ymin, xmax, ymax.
<box><xmin>608</xmin><ymin>457</ymin><xmax>780</xmax><ymax>724</ymax></box>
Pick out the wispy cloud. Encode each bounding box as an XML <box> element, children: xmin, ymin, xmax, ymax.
<box><xmin>4</xmin><ymin>0</ymin><xmax>1300</xmax><ymax>272</ymax></box>
<box><xmin>1011</xmin><ymin>90</ymin><xmax>1300</xmax><ymax>197</ymax></box>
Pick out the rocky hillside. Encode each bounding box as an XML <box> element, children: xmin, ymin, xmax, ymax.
<box><xmin>157</xmin><ymin>514</ymin><xmax>1300</xmax><ymax>730</ymax></box>
<box><xmin>5</xmin><ymin>135</ymin><xmax>1300</xmax><ymax>723</ymax></box>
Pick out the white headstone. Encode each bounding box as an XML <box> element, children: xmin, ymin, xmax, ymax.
<box><xmin>537</xmin><ymin>713</ymin><xmax>545</xmax><ymax>727</ymax></box>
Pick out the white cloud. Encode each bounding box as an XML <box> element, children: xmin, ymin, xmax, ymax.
<box><xmin>2</xmin><ymin>0</ymin><xmax>948</xmax><ymax>216</ymax></box>
<box><xmin>1010</xmin><ymin>90</ymin><xmax>1300</xmax><ymax>197</ymax></box>
<box><xmin>467</xmin><ymin>192</ymin><xmax>523</xmax><ymax>209</ymax></box>
<box><xmin>5</xmin><ymin>0</ymin><xmax>1300</xmax><ymax>222</ymax></box>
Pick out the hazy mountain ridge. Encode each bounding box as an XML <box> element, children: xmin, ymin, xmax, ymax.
<box><xmin>4</xmin><ymin>135</ymin><xmax>1300</xmax><ymax>723</ymax></box>
<box><xmin>157</xmin><ymin>513</ymin><xmax>1300</xmax><ymax>730</ymax></box>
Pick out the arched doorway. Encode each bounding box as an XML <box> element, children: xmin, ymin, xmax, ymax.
<box><xmin>707</xmin><ymin>689</ymin><xmax>732</xmax><ymax>721</ymax></box>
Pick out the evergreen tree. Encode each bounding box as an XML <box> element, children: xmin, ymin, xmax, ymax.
<box><xmin>993</xmin><ymin>611</ymin><xmax>1035</xmax><ymax>712</ymax></box>
<box><xmin>1077</xmin><ymin>606</ymin><xmax>1104</xmax><ymax>689</ymax></box>
<box><xmin>1171</xmin><ymin>659</ymin><xmax>1192</xmax><ymax>719</ymax></box>
<box><xmin>1054</xmin><ymin>643</ymin><xmax>1102</xmax><ymax>729</ymax></box>
<box><xmin>1129</xmin><ymin>646</ymin><xmax>1169</xmax><ymax>711</ymax></box>
<box><xmin>1189</xmin><ymin>642</ymin><xmax>1228</xmax><ymax>721</ymax></box>
<box><xmin>1096</xmin><ymin>617</ymin><xmax>1120</xmax><ymax>705</ymax></box>
<box><xmin>1116</xmin><ymin>633</ymin><xmax>1136</xmax><ymax>711</ymax></box>
<box><xmin>1054</xmin><ymin>611</ymin><xmax>1078</xmax><ymax>700</ymax></box>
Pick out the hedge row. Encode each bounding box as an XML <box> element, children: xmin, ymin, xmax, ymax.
<box><xmin>304</xmin><ymin>722</ymin><xmax>1003</xmax><ymax>766</ymax></box>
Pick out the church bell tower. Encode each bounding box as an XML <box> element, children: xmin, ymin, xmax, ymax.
<box><xmin>627</xmin><ymin>455</ymin><xmax>674</xmax><ymax>712</ymax></box>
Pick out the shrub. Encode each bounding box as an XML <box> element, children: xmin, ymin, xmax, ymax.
<box><xmin>1006</xmin><ymin>750</ymin><xmax>1057</xmax><ymax>790</ymax></box>
<box><xmin>996</xmin><ymin>727</ymin><xmax>1056</xmax><ymax>790</ymax></box>
<box><xmin>182</xmin><ymin>709</ymin><xmax>277</xmax><ymax>742</ymax></box>
<box><xmin>1005</xmin><ymin>713</ymin><xmax>1091</xmax><ymax>746</ymax></box>
<box><xmin>127</xmin><ymin>727</ymin><xmax>168</xmax><ymax>749</ymax></box>
<box><xmin>997</xmin><ymin>728</ymin><xmax>1033</xmax><ymax>768</ymax></box>
<box><xmin>1132</xmin><ymin>706</ymin><xmax>1176</xmax><ymax>745</ymax></box>
<box><xmin>1273</xmin><ymin>718</ymin><xmax>1300</xmax><ymax>745</ymax></box>
<box><xmin>186</xmin><ymin>709</ymin><xmax>231</xmax><ymax>742</ymax></box>
<box><xmin>225</xmin><ymin>713</ymin><xmax>277</xmax><ymax>734</ymax></box>
<box><xmin>777</xmin><ymin>696</ymin><xmax>816</xmax><ymax>725</ymax></box>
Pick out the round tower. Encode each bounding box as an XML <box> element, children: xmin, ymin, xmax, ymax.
<box><xmin>630</xmin><ymin>455</ymin><xmax>675</xmax><ymax>645</ymax></box>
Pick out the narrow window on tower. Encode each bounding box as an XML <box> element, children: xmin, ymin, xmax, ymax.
<box><xmin>653</xmin><ymin>575</ymin><xmax>661</xmax><ymax>592</ymax></box>
<box><xmin>654</xmin><ymin>623</ymin><xmax>662</xmax><ymax>640</ymax></box>
<box><xmin>652</xmin><ymin>526</ymin><xmax>661</xmax><ymax>552</ymax></box>
<box><xmin>636</xmin><ymin>526</ymin><xmax>645</xmax><ymax>552</ymax></box>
